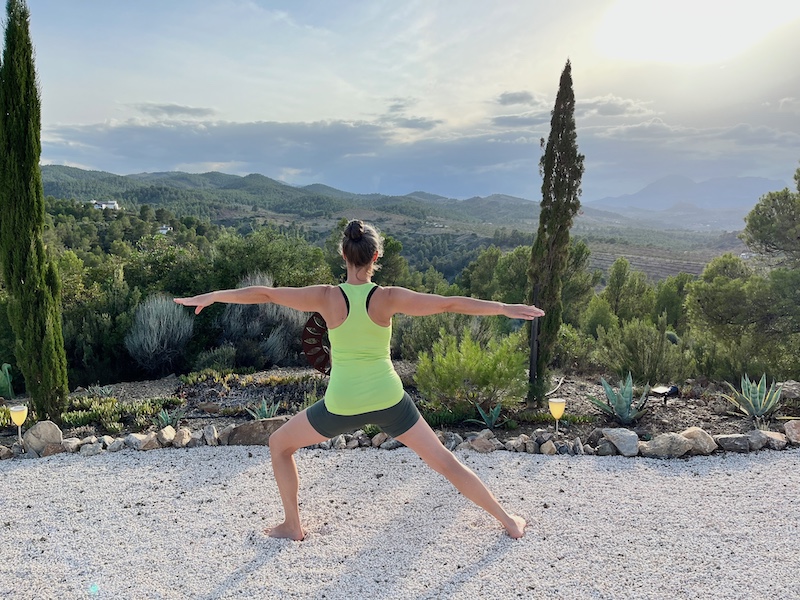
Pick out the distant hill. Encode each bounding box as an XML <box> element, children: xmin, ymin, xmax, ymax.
<box><xmin>586</xmin><ymin>175</ymin><xmax>786</xmax><ymax>229</ymax></box>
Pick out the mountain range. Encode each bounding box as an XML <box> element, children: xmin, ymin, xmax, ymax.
<box><xmin>40</xmin><ymin>165</ymin><xmax>784</xmax><ymax>232</ymax></box>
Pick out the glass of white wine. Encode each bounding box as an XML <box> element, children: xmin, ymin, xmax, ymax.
<box><xmin>548</xmin><ymin>398</ymin><xmax>566</xmax><ymax>435</ymax></box>
<box><xmin>9</xmin><ymin>403</ymin><xmax>28</xmax><ymax>446</ymax></box>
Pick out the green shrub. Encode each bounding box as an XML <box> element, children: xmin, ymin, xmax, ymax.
<box><xmin>588</xmin><ymin>372</ymin><xmax>649</xmax><ymax>425</ymax></box>
<box><xmin>362</xmin><ymin>423</ymin><xmax>381</xmax><ymax>438</ymax></box>
<box><xmin>151</xmin><ymin>407</ymin><xmax>187</xmax><ymax>429</ymax></box>
<box><xmin>125</xmin><ymin>293</ymin><xmax>194</xmax><ymax>375</ymax></box>
<box><xmin>220</xmin><ymin>272</ymin><xmax>305</xmax><ymax>369</ymax></box>
<box><xmin>552</xmin><ymin>323</ymin><xmax>598</xmax><ymax>374</ymax></box>
<box><xmin>722</xmin><ymin>373</ymin><xmax>783</xmax><ymax>429</ymax></box>
<box><xmin>391</xmin><ymin>313</ymin><xmax>492</xmax><ymax>361</ymax></box>
<box><xmin>581</xmin><ymin>295</ymin><xmax>618</xmax><ymax>339</ymax></box>
<box><xmin>419</xmin><ymin>402</ymin><xmax>477</xmax><ymax>429</ymax></box>
<box><xmin>414</xmin><ymin>328</ymin><xmax>527</xmax><ymax>413</ymax></box>
<box><xmin>193</xmin><ymin>344</ymin><xmax>237</xmax><ymax>372</ymax></box>
<box><xmin>246</xmin><ymin>398</ymin><xmax>280</xmax><ymax>420</ymax></box>
<box><xmin>596</xmin><ymin>313</ymin><xmax>694</xmax><ymax>384</ymax></box>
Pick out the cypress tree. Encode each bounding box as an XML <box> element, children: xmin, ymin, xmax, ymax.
<box><xmin>0</xmin><ymin>0</ymin><xmax>69</xmax><ymax>419</ymax></box>
<box><xmin>527</xmin><ymin>60</ymin><xmax>585</xmax><ymax>406</ymax></box>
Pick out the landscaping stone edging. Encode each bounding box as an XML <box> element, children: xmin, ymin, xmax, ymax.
<box><xmin>3</xmin><ymin>417</ymin><xmax>800</xmax><ymax>460</ymax></box>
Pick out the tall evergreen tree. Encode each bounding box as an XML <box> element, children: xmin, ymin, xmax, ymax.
<box><xmin>0</xmin><ymin>0</ymin><xmax>69</xmax><ymax>419</ymax></box>
<box><xmin>527</xmin><ymin>60</ymin><xmax>584</xmax><ymax>406</ymax></box>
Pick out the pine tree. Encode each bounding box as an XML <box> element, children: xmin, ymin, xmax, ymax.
<box><xmin>0</xmin><ymin>0</ymin><xmax>69</xmax><ymax>419</ymax></box>
<box><xmin>527</xmin><ymin>60</ymin><xmax>585</xmax><ymax>406</ymax></box>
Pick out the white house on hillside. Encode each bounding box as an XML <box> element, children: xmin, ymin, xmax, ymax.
<box><xmin>93</xmin><ymin>200</ymin><xmax>119</xmax><ymax>210</ymax></box>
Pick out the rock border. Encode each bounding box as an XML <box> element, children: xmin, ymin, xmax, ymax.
<box><xmin>3</xmin><ymin>417</ymin><xmax>799</xmax><ymax>461</ymax></box>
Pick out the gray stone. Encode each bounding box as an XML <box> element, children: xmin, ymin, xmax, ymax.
<box><xmin>455</xmin><ymin>441</ymin><xmax>471</xmax><ymax>451</ymax></box>
<box><xmin>477</xmin><ymin>429</ymin><xmax>495</xmax><ymax>440</ymax></box>
<box><xmin>539</xmin><ymin>440</ymin><xmax>557</xmax><ymax>455</ymax></box>
<box><xmin>491</xmin><ymin>438</ymin><xmax>505</xmax><ymax>451</ymax></box>
<box><xmin>80</xmin><ymin>442</ymin><xmax>103</xmax><ymax>457</ymax></box>
<box><xmin>439</xmin><ymin>431</ymin><xmax>463</xmax><ymax>451</ymax></box>
<box><xmin>345</xmin><ymin>438</ymin><xmax>360</xmax><ymax>449</ymax></box>
<box><xmin>763</xmin><ymin>431</ymin><xmax>787</xmax><ymax>451</ymax></box>
<box><xmin>81</xmin><ymin>435</ymin><xmax>98</xmax><ymax>445</ymax></box>
<box><xmin>573</xmin><ymin>437</ymin><xmax>585</xmax><ymax>455</ymax></box>
<box><xmin>680</xmin><ymin>427</ymin><xmax>718</xmax><ymax>455</ymax></box>
<box><xmin>535</xmin><ymin>431</ymin><xmax>555</xmax><ymax>446</ymax></box>
<box><xmin>0</xmin><ymin>445</ymin><xmax>11</xmax><ymax>460</ymax></box>
<box><xmin>99</xmin><ymin>435</ymin><xmax>115</xmax><ymax>449</ymax></box>
<box><xmin>156</xmin><ymin>425</ymin><xmax>176</xmax><ymax>446</ymax></box>
<box><xmin>41</xmin><ymin>443</ymin><xmax>66</xmax><ymax>457</ymax></box>
<box><xmin>371</xmin><ymin>431</ymin><xmax>389</xmax><ymax>447</ymax></box>
<box><xmin>332</xmin><ymin>434</ymin><xmax>347</xmax><ymax>450</ymax></box>
<box><xmin>639</xmin><ymin>433</ymin><xmax>693</xmax><ymax>459</ymax></box>
<box><xmin>556</xmin><ymin>441</ymin><xmax>572</xmax><ymax>455</ymax></box>
<box><xmin>228</xmin><ymin>416</ymin><xmax>289</xmax><ymax>446</ymax></box>
<box><xmin>173</xmin><ymin>427</ymin><xmax>192</xmax><ymax>448</ymax></box>
<box><xmin>218</xmin><ymin>424</ymin><xmax>236</xmax><ymax>446</ymax></box>
<box><xmin>583</xmin><ymin>444</ymin><xmax>595</xmax><ymax>455</ymax></box>
<box><xmin>524</xmin><ymin>440</ymin><xmax>539</xmax><ymax>454</ymax></box>
<box><xmin>504</xmin><ymin>436</ymin><xmax>526</xmax><ymax>452</ymax></box>
<box><xmin>784</xmin><ymin>420</ymin><xmax>800</xmax><ymax>445</ymax></box>
<box><xmin>780</xmin><ymin>380</ymin><xmax>800</xmax><ymax>400</ymax></box>
<box><xmin>380</xmin><ymin>438</ymin><xmax>404</xmax><ymax>450</ymax></box>
<box><xmin>23</xmin><ymin>421</ymin><xmax>63</xmax><ymax>458</ymax></box>
<box><xmin>596</xmin><ymin>438</ymin><xmax>618</xmax><ymax>456</ymax></box>
<box><xmin>746</xmin><ymin>429</ymin><xmax>769</xmax><ymax>451</ymax></box>
<box><xmin>108</xmin><ymin>438</ymin><xmax>125</xmax><ymax>452</ymax></box>
<box><xmin>203</xmin><ymin>425</ymin><xmax>219</xmax><ymax>446</ymax></box>
<box><xmin>602</xmin><ymin>428</ymin><xmax>640</xmax><ymax>457</ymax></box>
<box><xmin>466</xmin><ymin>437</ymin><xmax>496</xmax><ymax>453</ymax></box>
<box><xmin>714</xmin><ymin>434</ymin><xmax>750</xmax><ymax>453</ymax></box>
<box><xmin>187</xmin><ymin>430</ymin><xmax>205</xmax><ymax>448</ymax></box>
<box><xmin>125</xmin><ymin>432</ymin><xmax>161</xmax><ymax>451</ymax></box>
<box><xmin>587</xmin><ymin>428</ymin><xmax>605</xmax><ymax>447</ymax></box>
<box><xmin>317</xmin><ymin>439</ymin><xmax>332</xmax><ymax>450</ymax></box>
<box><xmin>62</xmin><ymin>438</ymin><xmax>82</xmax><ymax>453</ymax></box>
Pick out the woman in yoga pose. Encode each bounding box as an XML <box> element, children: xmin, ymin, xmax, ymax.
<box><xmin>175</xmin><ymin>219</ymin><xmax>544</xmax><ymax>540</ymax></box>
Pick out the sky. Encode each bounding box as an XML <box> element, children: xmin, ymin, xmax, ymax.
<box><xmin>28</xmin><ymin>0</ymin><xmax>800</xmax><ymax>201</ymax></box>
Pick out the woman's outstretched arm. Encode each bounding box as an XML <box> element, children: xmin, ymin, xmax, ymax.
<box><xmin>174</xmin><ymin>285</ymin><xmax>333</xmax><ymax>315</ymax></box>
<box><xmin>380</xmin><ymin>287</ymin><xmax>544</xmax><ymax>320</ymax></box>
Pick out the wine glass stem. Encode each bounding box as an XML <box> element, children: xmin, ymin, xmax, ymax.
<box><xmin>18</xmin><ymin>424</ymin><xmax>22</xmax><ymax>445</ymax></box>
<box><xmin>555</xmin><ymin>419</ymin><xmax>559</xmax><ymax>435</ymax></box>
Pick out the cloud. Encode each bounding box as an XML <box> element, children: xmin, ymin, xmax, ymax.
<box><xmin>131</xmin><ymin>103</ymin><xmax>218</xmax><ymax>119</ymax></box>
<box><xmin>491</xmin><ymin>113</ymin><xmax>550</xmax><ymax>128</ymax></box>
<box><xmin>778</xmin><ymin>97</ymin><xmax>800</xmax><ymax>115</ymax></box>
<box><xmin>577</xmin><ymin>95</ymin><xmax>656</xmax><ymax>118</ymax></box>
<box><xmin>497</xmin><ymin>91</ymin><xmax>536</xmax><ymax>106</ymax></box>
<box><xmin>386</xmin><ymin>116</ymin><xmax>444</xmax><ymax>130</ymax></box>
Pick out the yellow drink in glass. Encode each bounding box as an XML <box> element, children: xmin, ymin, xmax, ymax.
<box><xmin>548</xmin><ymin>398</ymin><xmax>566</xmax><ymax>434</ymax></box>
<box><xmin>9</xmin><ymin>405</ymin><xmax>27</xmax><ymax>426</ymax></box>
<box><xmin>9</xmin><ymin>404</ymin><xmax>27</xmax><ymax>446</ymax></box>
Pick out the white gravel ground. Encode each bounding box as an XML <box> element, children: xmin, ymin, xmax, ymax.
<box><xmin>1</xmin><ymin>445</ymin><xmax>799</xmax><ymax>600</ymax></box>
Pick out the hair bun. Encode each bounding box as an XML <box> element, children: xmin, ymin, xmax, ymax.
<box><xmin>344</xmin><ymin>220</ymin><xmax>364</xmax><ymax>241</ymax></box>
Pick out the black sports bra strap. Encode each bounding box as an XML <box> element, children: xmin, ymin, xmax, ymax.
<box><xmin>366</xmin><ymin>285</ymin><xmax>378</xmax><ymax>311</ymax></box>
<box><xmin>339</xmin><ymin>287</ymin><xmax>350</xmax><ymax>316</ymax></box>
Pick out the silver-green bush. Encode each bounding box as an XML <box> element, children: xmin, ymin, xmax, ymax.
<box><xmin>124</xmin><ymin>293</ymin><xmax>194</xmax><ymax>375</ymax></box>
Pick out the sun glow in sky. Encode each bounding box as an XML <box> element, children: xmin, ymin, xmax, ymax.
<box><xmin>595</xmin><ymin>0</ymin><xmax>800</xmax><ymax>65</ymax></box>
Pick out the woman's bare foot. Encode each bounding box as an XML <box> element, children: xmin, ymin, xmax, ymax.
<box><xmin>504</xmin><ymin>515</ymin><xmax>527</xmax><ymax>539</ymax></box>
<box><xmin>265</xmin><ymin>522</ymin><xmax>305</xmax><ymax>541</ymax></box>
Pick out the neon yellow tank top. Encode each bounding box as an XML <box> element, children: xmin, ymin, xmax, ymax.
<box><xmin>324</xmin><ymin>283</ymin><xmax>404</xmax><ymax>415</ymax></box>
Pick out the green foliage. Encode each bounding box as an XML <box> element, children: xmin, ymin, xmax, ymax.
<box><xmin>151</xmin><ymin>407</ymin><xmax>187</xmax><ymax>429</ymax></box>
<box><xmin>0</xmin><ymin>405</ymin><xmax>10</xmax><ymax>427</ymax></box>
<box><xmin>220</xmin><ymin>272</ymin><xmax>305</xmax><ymax>369</ymax></box>
<box><xmin>361</xmin><ymin>423</ymin><xmax>381</xmax><ymax>438</ymax></box>
<box><xmin>527</xmin><ymin>60</ymin><xmax>585</xmax><ymax>406</ymax></box>
<box><xmin>722</xmin><ymin>374</ymin><xmax>783</xmax><ymax>429</ymax></box>
<box><xmin>581</xmin><ymin>295</ymin><xmax>618</xmax><ymax>339</ymax></box>
<box><xmin>0</xmin><ymin>0</ymin><xmax>70</xmax><ymax>420</ymax></box>
<box><xmin>414</xmin><ymin>328</ymin><xmax>527</xmax><ymax>413</ymax></box>
<box><xmin>391</xmin><ymin>312</ymin><xmax>491</xmax><ymax>361</ymax></box>
<box><xmin>588</xmin><ymin>373</ymin><xmax>649</xmax><ymax>425</ymax></box>
<box><xmin>600</xmin><ymin>257</ymin><xmax>656</xmax><ymax>323</ymax></box>
<box><xmin>125</xmin><ymin>293</ymin><xmax>194</xmax><ymax>375</ymax></box>
<box><xmin>653</xmin><ymin>272</ymin><xmax>694</xmax><ymax>335</ymax></box>
<box><xmin>193</xmin><ymin>344</ymin><xmax>237</xmax><ymax>372</ymax></box>
<box><xmin>596</xmin><ymin>313</ymin><xmax>694</xmax><ymax>384</ymax></box>
<box><xmin>464</xmin><ymin>403</ymin><xmax>505</xmax><ymax>429</ymax></box>
<box><xmin>419</xmin><ymin>402</ymin><xmax>477</xmax><ymax>429</ymax></box>
<box><xmin>741</xmin><ymin>169</ymin><xmax>800</xmax><ymax>267</ymax></box>
<box><xmin>552</xmin><ymin>323</ymin><xmax>599</xmax><ymax>374</ymax></box>
<box><xmin>245</xmin><ymin>398</ymin><xmax>280</xmax><ymax>420</ymax></box>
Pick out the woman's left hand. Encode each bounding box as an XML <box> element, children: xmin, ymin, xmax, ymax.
<box><xmin>502</xmin><ymin>303</ymin><xmax>545</xmax><ymax>320</ymax></box>
<box><xmin>174</xmin><ymin>293</ymin><xmax>215</xmax><ymax>314</ymax></box>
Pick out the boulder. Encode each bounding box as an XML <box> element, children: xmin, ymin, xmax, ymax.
<box><xmin>125</xmin><ymin>432</ymin><xmax>161</xmax><ymax>451</ymax></box>
<box><xmin>62</xmin><ymin>438</ymin><xmax>82</xmax><ymax>453</ymax></box>
<box><xmin>23</xmin><ymin>421</ymin><xmax>63</xmax><ymax>458</ymax></box>
<box><xmin>218</xmin><ymin>424</ymin><xmax>236</xmax><ymax>446</ymax></box>
<box><xmin>714</xmin><ymin>434</ymin><xmax>750</xmax><ymax>453</ymax></box>
<box><xmin>596</xmin><ymin>438</ymin><xmax>618</xmax><ymax>456</ymax></box>
<box><xmin>602</xmin><ymin>428</ymin><xmax>639</xmax><ymax>457</ymax></box>
<box><xmin>371</xmin><ymin>431</ymin><xmax>389</xmax><ymax>448</ymax></box>
<box><xmin>746</xmin><ymin>429</ymin><xmax>769</xmax><ymax>451</ymax></box>
<box><xmin>173</xmin><ymin>427</ymin><xmax>192</xmax><ymax>448</ymax></box>
<box><xmin>468</xmin><ymin>437</ymin><xmax>497</xmax><ymax>453</ymax></box>
<box><xmin>680</xmin><ymin>427</ymin><xmax>718</xmax><ymax>455</ymax></box>
<box><xmin>41</xmin><ymin>443</ymin><xmax>66</xmax><ymax>457</ymax></box>
<box><xmin>0</xmin><ymin>445</ymin><xmax>12</xmax><ymax>460</ymax></box>
<box><xmin>780</xmin><ymin>380</ymin><xmax>800</xmax><ymax>400</ymax></box>
<box><xmin>79</xmin><ymin>442</ymin><xmax>103</xmax><ymax>457</ymax></box>
<box><xmin>156</xmin><ymin>426</ymin><xmax>176</xmax><ymax>446</ymax></box>
<box><xmin>108</xmin><ymin>439</ymin><xmax>125</xmax><ymax>452</ymax></box>
<box><xmin>228</xmin><ymin>416</ymin><xmax>289</xmax><ymax>446</ymax></box>
<box><xmin>380</xmin><ymin>438</ymin><xmax>404</xmax><ymax>450</ymax></box>
<box><xmin>763</xmin><ymin>431</ymin><xmax>787</xmax><ymax>451</ymax></box>
<box><xmin>203</xmin><ymin>425</ymin><xmax>219</xmax><ymax>446</ymax></box>
<box><xmin>539</xmin><ymin>440</ymin><xmax>557</xmax><ymax>455</ymax></box>
<box><xmin>784</xmin><ymin>420</ymin><xmax>800</xmax><ymax>445</ymax></box>
<box><xmin>639</xmin><ymin>433</ymin><xmax>693</xmax><ymax>459</ymax></box>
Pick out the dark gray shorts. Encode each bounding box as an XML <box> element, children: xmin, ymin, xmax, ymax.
<box><xmin>306</xmin><ymin>392</ymin><xmax>421</xmax><ymax>438</ymax></box>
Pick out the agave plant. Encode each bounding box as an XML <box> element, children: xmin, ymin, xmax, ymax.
<box><xmin>464</xmin><ymin>402</ymin><xmax>504</xmax><ymax>429</ymax></box>
<box><xmin>246</xmin><ymin>398</ymin><xmax>280</xmax><ymax>420</ymax></box>
<box><xmin>722</xmin><ymin>374</ymin><xmax>783</xmax><ymax>429</ymax></box>
<box><xmin>588</xmin><ymin>372</ymin><xmax>650</xmax><ymax>425</ymax></box>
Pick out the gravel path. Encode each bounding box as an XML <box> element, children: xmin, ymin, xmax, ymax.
<box><xmin>1</xmin><ymin>446</ymin><xmax>799</xmax><ymax>599</ymax></box>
